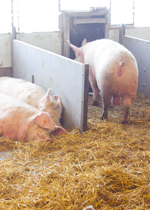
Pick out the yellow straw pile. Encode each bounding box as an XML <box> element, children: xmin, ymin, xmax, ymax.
<box><xmin>0</xmin><ymin>93</ymin><xmax>150</xmax><ymax>209</ymax></box>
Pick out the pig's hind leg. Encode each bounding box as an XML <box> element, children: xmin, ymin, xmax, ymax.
<box><xmin>89</xmin><ymin>67</ymin><xmax>99</xmax><ymax>106</ymax></box>
<box><xmin>122</xmin><ymin>95</ymin><xmax>133</xmax><ymax>124</ymax></box>
<box><xmin>101</xmin><ymin>95</ymin><xmax>112</xmax><ymax>120</ymax></box>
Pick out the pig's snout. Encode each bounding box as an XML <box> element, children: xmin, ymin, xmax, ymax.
<box><xmin>36</xmin><ymin>132</ymin><xmax>53</xmax><ymax>143</ymax></box>
<box><xmin>36</xmin><ymin>137</ymin><xmax>53</xmax><ymax>143</ymax></box>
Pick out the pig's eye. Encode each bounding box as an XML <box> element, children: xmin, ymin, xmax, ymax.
<box><xmin>53</xmin><ymin>104</ymin><xmax>60</xmax><ymax>110</ymax></box>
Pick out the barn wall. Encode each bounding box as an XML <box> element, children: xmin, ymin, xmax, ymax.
<box><xmin>108</xmin><ymin>27</ymin><xmax>150</xmax><ymax>43</ymax></box>
<box><xmin>0</xmin><ymin>27</ymin><xmax>149</xmax><ymax>69</ymax></box>
<box><xmin>13</xmin><ymin>40</ymin><xmax>89</xmax><ymax>131</ymax></box>
<box><xmin>122</xmin><ymin>35</ymin><xmax>150</xmax><ymax>98</ymax></box>
<box><xmin>0</xmin><ymin>32</ymin><xmax>61</xmax><ymax>76</ymax></box>
<box><xmin>126</xmin><ymin>27</ymin><xmax>150</xmax><ymax>41</ymax></box>
<box><xmin>16</xmin><ymin>32</ymin><xmax>62</xmax><ymax>55</ymax></box>
<box><xmin>0</xmin><ymin>33</ymin><xmax>12</xmax><ymax>76</ymax></box>
<box><xmin>108</xmin><ymin>28</ymin><xmax>119</xmax><ymax>42</ymax></box>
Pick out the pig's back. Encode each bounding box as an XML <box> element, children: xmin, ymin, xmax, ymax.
<box><xmin>0</xmin><ymin>92</ymin><xmax>38</xmax><ymax>118</ymax></box>
<box><xmin>0</xmin><ymin>77</ymin><xmax>45</xmax><ymax>108</ymax></box>
<box><xmin>84</xmin><ymin>39</ymin><xmax>138</xmax><ymax>97</ymax></box>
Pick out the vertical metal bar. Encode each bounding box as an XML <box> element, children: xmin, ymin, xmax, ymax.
<box><xmin>119</xmin><ymin>25</ymin><xmax>122</xmax><ymax>44</ymax></box>
<box><xmin>62</xmin><ymin>14</ymin><xmax>66</xmax><ymax>57</ymax></box>
<box><xmin>11</xmin><ymin>0</ymin><xmax>14</xmax><ymax>77</ymax></box>
<box><xmin>58</xmin><ymin>0</ymin><xmax>61</xmax><ymax>11</ymax></box>
<box><xmin>66</xmin><ymin>15</ymin><xmax>70</xmax><ymax>58</ymax></box>
<box><xmin>81</xmin><ymin>64</ymin><xmax>89</xmax><ymax>132</ymax></box>
<box><xmin>11</xmin><ymin>0</ymin><xmax>14</xmax><ymax>30</ymax></box>
<box><xmin>32</xmin><ymin>75</ymin><xmax>34</xmax><ymax>83</ymax></box>
<box><xmin>63</xmin><ymin>13</ymin><xmax>69</xmax><ymax>57</ymax></box>
<box><xmin>122</xmin><ymin>24</ymin><xmax>125</xmax><ymax>35</ymax></box>
<box><xmin>119</xmin><ymin>24</ymin><xmax>125</xmax><ymax>44</ymax></box>
<box><xmin>133</xmin><ymin>0</ymin><xmax>135</xmax><ymax>25</ymax></box>
<box><xmin>17</xmin><ymin>0</ymin><xmax>20</xmax><ymax>32</ymax></box>
<box><xmin>109</xmin><ymin>0</ymin><xmax>111</xmax><ymax>23</ymax></box>
<box><xmin>61</xmin><ymin>30</ymin><xmax>64</xmax><ymax>56</ymax></box>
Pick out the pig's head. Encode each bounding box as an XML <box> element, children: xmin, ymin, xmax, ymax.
<box><xmin>25</xmin><ymin>124</ymin><xmax>53</xmax><ymax>142</ymax></box>
<box><xmin>25</xmin><ymin>111</ymin><xmax>67</xmax><ymax>142</ymax></box>
<box><xmin>25</xmin><ymin>111</ymin><xmax>55</xmax><ymax>142</ymax></box>
<box><xmin>39</xmin><ymin>88</ymin><xmax>62</xmax><ymax>126</ymax></box>
<box><xmin>67</xmin><ymin>39</ymin><xmax>87</xmax><ymax>63</ymax></box>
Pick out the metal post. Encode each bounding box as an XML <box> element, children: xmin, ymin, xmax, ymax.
<box><xmin>81</xmin><ymin>64</ymin><xmax>89</xmax><ymax>132</ymax></box>
<box><xmin>17</xmin><ymin>0</ymin><xmax>20</xmax><ymax>32</ymax></box>
<box><xmin>11</xmin><ymin>0</ymin><xmax>15</xmax><ymax>77</ymax></box>
<box><xmin>133</xmin><ymin>0</ymin><xmax>135</xmax><ymax>25</ymax></box>
<box><xmin>119</xmin><ymin>24</ymin><xmax>125</xmax><ymax>44</ymax></box>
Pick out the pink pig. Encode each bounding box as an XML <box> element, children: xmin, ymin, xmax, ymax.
<box><xmin>68</xmin><ymin>39</ymin><xmax>138</xmax><ymax>123</ymax></box>
<box><xmin>0</xmin><ymin>77</ymin><xmax>62</xmax><ymax>126</ymax></box>
<box><xmin>0</xmin><ymin>93</ymin><xmax>66</xmax><ymax>142</ymax></box>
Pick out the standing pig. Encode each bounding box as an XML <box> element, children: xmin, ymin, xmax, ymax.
<box><xmin>68</xmin><ymin>39</ymin><xmax>138</xmax><ymax>123</ymax></box>
<box><xmin>0</xmin><ymin>93</ymin><xmax>66</xmax><ymax>142</ymax></box>
<box><xmin>0</xmin><ymin>77</ymin><xmax>62</xmax><ymax>126</ymax></box>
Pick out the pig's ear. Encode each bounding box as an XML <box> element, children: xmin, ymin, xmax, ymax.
<box><xmin>67</xmin><ymin>40</ymin><xmax>81</xmax><ymax>56</ymax></box>
<box><xmin>53</xmin><ymin>95</ymin><xmax>62</xmax><ymax>107</ymax></box>
<box><xmin>51</xmin><ymin>125</ymin><xmax>67</xmax><ymax>135</ymax></box>
<box><xmin>39</xmin><ymin>88</ymin><xmax>51</xmax><ymax>110</ymax></box>
<box><xmin>81</xmin><ymin>39</ymin><xmax>87</xmax><ymax>46</ymax></box>
<box><xmin>34</xmin><ymin>112</ymin><xmax>55</xmax><ymax>130</ymax></box>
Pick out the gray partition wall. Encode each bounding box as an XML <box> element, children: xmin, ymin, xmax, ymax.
<box><xmin>13</xmin><ymin>40</ymin><xmax>89</xmax><ymax>131</ymax></box>
<box><xmin>122</xmin><ymin>35</ymin><xmax>150</xmax><ymax>98</ymax></box>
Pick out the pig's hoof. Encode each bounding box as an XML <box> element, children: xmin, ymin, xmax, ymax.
<box><xmin>92</xmin><ymin>100</ymin><xmax>99</xmax><ymax>106</ymax></box>
<box><xmin>101</xmin><ymin>117</ymin><xmax>107</xmax><ymax>120</ymax></box>
<box><xmin>110</xmin><ymin>104</ymin><xmax>114</xmax><ymax>108</ymax></box>
<box><xmin>121</xmin><ymin>121</ymin><xmax>128</xmax><ymax>124</ymax></box>
<box><xmin>101</xmin><ymin>112</ymin><xmax>108</xmax><ymax>120</ymax></box>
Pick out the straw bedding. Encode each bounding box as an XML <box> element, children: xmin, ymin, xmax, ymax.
<box><xmin>0</xmin><ymin>93</ymin><xmax>150</xmax><ymax>209</ymax></box>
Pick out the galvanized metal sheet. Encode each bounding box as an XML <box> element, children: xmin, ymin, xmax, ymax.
<box><xmin>122</xmin><ymin>35</ymin><xmax>150</xmax><ymax>98</ymax></box>
<box><xmin>13</xmin><ymin>40</ymin><xmax>89</xmax><ymax>131</ymax></box>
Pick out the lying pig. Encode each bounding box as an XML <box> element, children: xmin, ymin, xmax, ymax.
<box><xmin>68</xmin><ymin>39</ymin><xmax>138</xmax><ymax>123</ymax></box>
<box><xmin>0</xmin><ymin>93</ymin><xmax>66</xmax><ymax>142</ymax></box>
<box><xmin>0</xmin><ymin>77</ymin><xmax>62</xmax><ymax>126</ymax></box>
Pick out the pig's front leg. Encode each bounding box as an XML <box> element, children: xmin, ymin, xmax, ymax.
<box><xmin>89</xmin><ymin>67</ymin><xmax>99</xmax><ymax>106</ymax></box>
